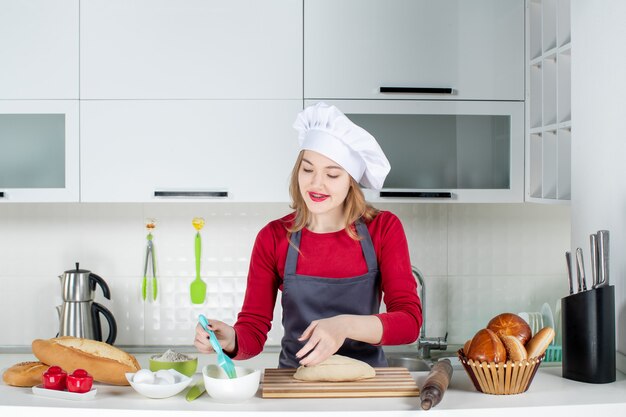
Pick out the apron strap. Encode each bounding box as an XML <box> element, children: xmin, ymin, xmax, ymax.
<box><xmin>284</xmin><ymin>230</ymin><xmax>301</xmax><ymax>277</ymax></box>
<box><xmin>355</xmin><ymin>221</ymin><xmax>378</xmax><ymax>273</ymax></box>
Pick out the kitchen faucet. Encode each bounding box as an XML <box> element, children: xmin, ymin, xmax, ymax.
<box><xmin>412</xmin><ymin>266</ymin><xmax>447</xmax><ymax>359</ymax></box>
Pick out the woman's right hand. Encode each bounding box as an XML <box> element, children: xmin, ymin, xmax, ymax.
<box><xmin>194</xmin><ymin>318</ymin><xmax>237</xmax><ymax>355</ymax></box>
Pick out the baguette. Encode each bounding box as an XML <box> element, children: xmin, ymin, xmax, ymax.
<box><xmin>2</xmin><ymin>361</ymin><xmax>48</xmax><ymax>387</ymax></box>
<box><xmin>32</xmin><ymin>337</ymin><xmax>140</xmax><ymax>386</ymax></box>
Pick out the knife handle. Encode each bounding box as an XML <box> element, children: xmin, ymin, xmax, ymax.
<box><xmin>565</xmin><ymin>251</ymin><xmax>574</xmax><ymax>295</ymax></box>
<box><xmin>589</xmin><ymin>234</ymin><xmax>598</xmax><ymax>288</ymax></box>
<box><xmin>597</xmin><ymin>230</ymin><xmax>610</xmax><ymax>287</ymax></box>
<box><xmin>575</xmin><ymin>248</ymin><xmax>586</xmax><ymax>292</ymax></box>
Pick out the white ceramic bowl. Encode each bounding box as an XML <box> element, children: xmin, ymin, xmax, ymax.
<box><xmin>125</xmin><ymin>369</ymin><xmax>192</xmax><ymax>399</ymax></box>
<box><xmin>202</xmin><ymin>365</ymin><xmax>261</xmax><ymax>402</ymax></box>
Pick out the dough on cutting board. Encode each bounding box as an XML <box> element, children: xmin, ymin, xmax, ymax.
<box><xmin>293</xmin><ymin>354</ymin><xmax>376</xmax><ymax>382</ymax></box>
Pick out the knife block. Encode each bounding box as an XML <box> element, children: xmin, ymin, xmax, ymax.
<box><xmin>561</xmin><ymin>285</ymin><xmax>616</xmax><ymax>383</ymax></box>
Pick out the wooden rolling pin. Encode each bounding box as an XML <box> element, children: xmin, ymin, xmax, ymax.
<box><xmin>420</xmin><ymin>359</ymin><xmax>453</xmax><ymax>410</ymax></box>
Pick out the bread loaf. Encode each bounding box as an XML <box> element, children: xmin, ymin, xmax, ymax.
<box><xmin>487</xmin><ymin>313</ymin><xmax>532</xmax><ymax>345</ymax></box>
<box><xmin>293</xmin><ymin>354</ymin><xmax>375</xmax><ymax>382</ymax></box>
<box><xmin>2</xmin><ymin>361</ymin><xmax>48</xmax><ymax>387</ymax></box>
<box><xmin>463</xmin><ymin>339</ymin><xmax>472</xmax><ymax>356</ymax></box>
<box><xmin>467</xmin><ymin>329</ymin><xmax>507</xmax><ymax>363</ymax></box>
<box><xmin>32</xmin><ymin>337</ymin><xmax>140</xmax><ymax>386</ymax></box>
<box><xmin>525</xmin><ymin>327</ymin><xmax>555</xmax><ymax>359</ymax></box>
<box><xmin>499</xmin><ymin>335</ymin><xmax>528</xmax><ymax>362</ymax></box>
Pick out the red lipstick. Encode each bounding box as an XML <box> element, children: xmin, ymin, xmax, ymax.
<box><xmin>308</xmin><ymin>192</ymin><xmax>329</xmax><ymax>202</ymax></box>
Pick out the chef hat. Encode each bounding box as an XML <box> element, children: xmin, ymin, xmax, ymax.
<box><xmin>292</xmin><ymin>102</ymin><xmax>390</xmax><ymax>190</ymax></box>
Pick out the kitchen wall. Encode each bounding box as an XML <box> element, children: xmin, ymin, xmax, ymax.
<box><xmin>0</xmin><ymin>202</ymin><xmax>570</xmax><ymax>349</ymax></box>
<box><xmin>571</xmin><ymin>0</ymin><xmax>626</xmax><ymax>372</ymax></box>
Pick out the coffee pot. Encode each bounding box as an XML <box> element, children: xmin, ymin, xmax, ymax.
<box><xmin>56</xmin><ymin>263</ymin><xmax>117</xmax><ymax>344</ymax></box>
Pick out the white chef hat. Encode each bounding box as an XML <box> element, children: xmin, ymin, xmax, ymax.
<box><xmin>292</xmin><ymin>102</ymin><xmax>390</xmax><ymax>190</ymax></box>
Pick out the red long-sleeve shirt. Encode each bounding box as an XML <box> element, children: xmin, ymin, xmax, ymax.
<box><xmin>232</xmin><ymin>210</ymin><xmax>423</xmax><ymax>360</ymax></box>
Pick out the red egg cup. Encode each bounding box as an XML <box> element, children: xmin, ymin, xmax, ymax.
<box><xmin>67</xmin><ymin>369</ymin><xmax>94</xmax><ymax>393</ymax></box>
<box><xmin>42</xmin><ymin>366</ymin><xmax>67</xmax><ymax>391</ymax></box>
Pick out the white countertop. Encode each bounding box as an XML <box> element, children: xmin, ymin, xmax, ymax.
<box><xmin>1</xmin><ymin>352</ymin><xmax>625</xmax><ymax>417</ymax></box>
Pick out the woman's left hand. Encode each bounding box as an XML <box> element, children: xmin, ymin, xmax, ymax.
<box><xmin>296</xmin><ymin>314</ymin><xmax>384</xmax><ymax>366</ymax></box>
<box><xmin>296</xmin><ymin>315</ymin><xmax>350</xmax><ymax>366</ymax></box>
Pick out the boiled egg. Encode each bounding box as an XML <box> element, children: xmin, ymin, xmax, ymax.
<box><xmin>133</xmin><ymin>369</ymin><xmax>156</xmax><ymax>384</ymax></box>
<box><xmin>154</xmin><ymin>370</ymin><xmax>176</xmax><ymax>385</ymax></box>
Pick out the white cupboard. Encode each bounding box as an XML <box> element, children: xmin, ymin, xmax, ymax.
<box><xmin>80</xmin><ymin>0</ymin><xmax>302</xmax><ymax>99</ymax></box>
<box><xmin>308</xmin><ymin>100</ymin><xmax>525</xmax><ymax>203</ymax></box>
<box><xmin>80</xmin><ymin>100</ymin><xmax>302</xmax><ymax>202</ymax></box>
<box><xmin>304</xmin><ymin>0</ymin><xmax>524</xmax><ymax>101</ymax></box>
<box><xmin>0</xmin><ymin>0</ymin><xmax>79</xmax><ymax>99</ymax></box>
<box><xmin>0</xmin><ymin>100</ymin><xmax>79</xmax><ymax>202</ymax></box>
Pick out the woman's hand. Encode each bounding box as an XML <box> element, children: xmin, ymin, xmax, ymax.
<box><xmin>295</xmin><ymin>316</ymin><xmax>349</xmax><ymax>366</ymax></box>
<box><xmin>194</xmin><ymin>318</ymin><xmax>237</xmax><ymax>355</ymax></box>
<box><xmin>296</xmin><ymin>315</ymin><xmax>384</xmax><ymax>367</ymax></box>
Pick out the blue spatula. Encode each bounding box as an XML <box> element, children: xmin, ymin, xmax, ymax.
<box><xmin>198</xmin><ymin>314</ymin><xmax>237</xmax><ymax>379</ymax></box>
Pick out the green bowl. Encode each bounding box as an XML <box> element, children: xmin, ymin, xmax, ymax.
<box><xmin>149</xmin><ymin>356</ymin><xmax>198</xmax><ymax>377</ymax></box>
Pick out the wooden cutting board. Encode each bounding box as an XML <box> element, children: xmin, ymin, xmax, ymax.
<box><xmin>261</xmin><ymin>367</ymin><xmax>420</xmax><ymax>398</ymax></box>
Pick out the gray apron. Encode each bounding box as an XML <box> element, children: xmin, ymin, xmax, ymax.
<box><xmin>278</xmin><ymin>221</ymin><xmax>387</xmax><ymax>368</ymax></box>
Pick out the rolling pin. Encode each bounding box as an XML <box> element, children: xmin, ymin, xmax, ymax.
<box><xmin>420</xmin><ymin>359</ymin><xmax>453</xmax><ymax>410</ymax></box>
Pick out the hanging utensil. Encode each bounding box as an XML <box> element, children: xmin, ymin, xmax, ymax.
<box><xmin>190</xmin><ymin>217</ymin><xmax>207</xmax><ymax>304</ymax></box>
<box><xmin>142</xmin><ymin>219</ymin><xmax>158</xmax><ymax>301</ymax></box>
<box><xmin>596</xmin><ymin>230</ymin><xmax>610</xmax><ymax>287</ymax></box>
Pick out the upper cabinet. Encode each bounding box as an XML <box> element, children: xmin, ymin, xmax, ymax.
<box><xmin>0</xmin><ymin>100</ymin><xmax>80</xmax><ymax>202</ymax></box>
<box><xmin>304</xmin><ymin>0</ymin><xmax>525</xmax><ymax>101</ymax></box>
<box><xmin>0</xmin><ymin>0</ymin><xmax>79</xmax><ymax>99</ymax></box>
<box><xmin>80</xmin><ymin>100</ymin><xmax>301</xmax><ymax>202</ymax></box>
<box><xmin>526</xmin><ymin>0</ymin><xmax>571</xmax><ymax>203</ymax></box>
<box><xmin>80</xmin><ymin>0</ymin><xmax>302</xmax><ymax>99</ymax></box>
<box><xmin>311</xmin><ymin>100</ymin><xmax>525</xmax><ymax>203</ymax></box>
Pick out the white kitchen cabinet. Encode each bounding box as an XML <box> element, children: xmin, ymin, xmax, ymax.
<box><xmin>80</xmin><ymin>100</ymin><xmax>302</xmax><ymax>202</ymax></box>
<box><xmin>80</xmin><ymin>0</ymin><xmax>302</xmax><ymax>99</ymax></box>
<box><xmin>309</xmin><ymin>100</ymin><xmax>525</xmax><ymax>203</ymax></box>
<box><xmin>0</xmin><ymin>0</ymin><xmax>79</xmax><ymax>99</ymax></box>
<box><xmin>526</xmin><ymin>0</ymin><xmax>571</xmax><ymax>203</ymax></box>
<box><xmin>0</xmin><ymin>100</ymin><xmax>79</xmax><ymax>202</ymax></box>
<box><xmin>304</xmin><ymin>0</ymin><xmax>524</xmax><ymax>101</ymax></box>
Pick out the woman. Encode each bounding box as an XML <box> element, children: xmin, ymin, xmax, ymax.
<box><xmin>194</xmin><ymin>103</ymin><xmax>422</xmax><ymax>368</ymax></box>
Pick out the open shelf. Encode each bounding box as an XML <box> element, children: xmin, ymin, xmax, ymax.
<box><xmin>542</xmin><ymin>0</ymin><xmax>557</xmax><ymax>53</ymax></box>
<box><xmin>526</xmin><ymin>0</ymin><xmax>571</xmax><ymax>203</ymax></box>
<box><xmin>557</xmin><ymin>0</ymin><xmax>571</xmax><ymax>47</ymax></box>
<box><xmin>557</xmin><ymin>128</ymin><xmax>571</xmax><ymax>199</ymax></box>
<box><xmin>558</xmin><ymin>49</ymin><xmax>571</xmax><ymax>123</ymax></box>
<box><xmin>542</xmin><ymin>54</ymin><xmax>557</xmax><ymax>126</ymax></box>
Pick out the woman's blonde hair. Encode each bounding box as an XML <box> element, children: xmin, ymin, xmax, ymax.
<box><xmin>287</xmin><ymin>150</ymin><xmax>379</xmax><ymax>240</ymax></box>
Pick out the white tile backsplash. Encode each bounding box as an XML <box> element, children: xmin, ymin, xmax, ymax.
<box><xmin>0</xmin><ymin>202</ymin><xmax>570</xmax><ymax>348</ymax></box>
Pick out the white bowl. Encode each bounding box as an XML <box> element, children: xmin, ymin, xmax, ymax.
<box><xmin>125</xmin><ymin>369</ymin><xmax>192</xmax><ymax>399</ymax></box>
<box><xmin>202</xmin><ymin>365</ymin><xmax>261</xmax><ymax>402</ymax></box>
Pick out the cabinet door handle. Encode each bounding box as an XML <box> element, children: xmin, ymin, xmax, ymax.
<box><xmin>380</xmin><ymin>191</ymin><xmax>452</xmax><ymax>198</ymax></box>
<box><xmin>379</xmin><ymin>87</ymin><xmax>454</xmax><ymax>95</ymax></box>
<box><xmin>154</xmin><ymin>190</ymin><xmax>228</xmax><ymax>198</ymax></box>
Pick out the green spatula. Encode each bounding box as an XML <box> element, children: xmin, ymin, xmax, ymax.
<box><xmin>190</xmin><ymin>217</ymin><xmax>206</xmax><ymax>304</ymax></box>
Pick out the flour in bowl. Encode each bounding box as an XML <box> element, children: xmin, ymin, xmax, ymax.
<box><xmin>152</xmin><ymin>349</ymin><xmax>194</xmax><ymax>362</ymax></box>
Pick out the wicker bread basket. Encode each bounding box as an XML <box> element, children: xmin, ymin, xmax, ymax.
<box><xmin>457</xmin><ymin>349</ymin><xmax>544</xmax><ymax>395</ymax></box>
